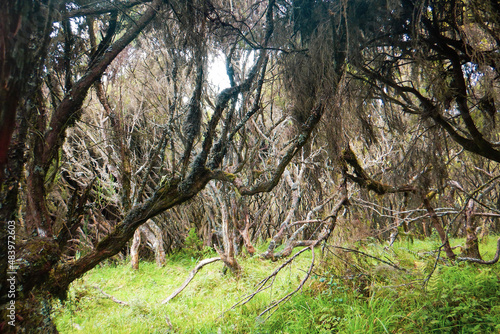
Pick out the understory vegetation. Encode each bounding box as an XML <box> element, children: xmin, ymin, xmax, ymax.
<box><xmin>54</xmin><ymin>236</ymin><xmax>500</xmax><ymax>333</ymax></box>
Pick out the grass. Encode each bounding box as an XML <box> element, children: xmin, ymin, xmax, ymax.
<box><xmin>54</xmin><ymin>236</ymin><xmax>500</xmax><ymax>333</ymax></box>
<box><xmin>54</xmin><ymin>248</ymin><xmax>314</xmax><ymax>333</ymax></box>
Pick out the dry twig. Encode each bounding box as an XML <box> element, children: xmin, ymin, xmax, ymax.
<box><xmin>225</xmin><ymin>246</ymin><xmax>311</xmax><ymax>314</ymax></box>
<box><xmin>94</xmin><ymin>285</ymin><xmax>129</xmax><ymax>306</ymax></box>
<box><xmin>161</xmin><ymin>257</ymin><xmax>221</xmax><ymax>304</ymax></box>
<box><xmin>258</xmin><ymin>246</ymin><xmax>316</xmax><ymax>319</ymax></box>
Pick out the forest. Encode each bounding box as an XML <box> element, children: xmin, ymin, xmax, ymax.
<box><xmin>1</xmin><ymin>0</ymin><xmax>500</xmax><ymax>332</ymax></box>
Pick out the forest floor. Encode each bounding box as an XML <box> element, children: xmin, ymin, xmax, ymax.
<box><xmin>53</xmin><ymin>236</ymin><xmax>500</xmax><ymax>333</ymax></box>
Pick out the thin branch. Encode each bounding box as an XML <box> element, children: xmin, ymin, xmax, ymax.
<box><xmin>225</xmin><ymin>247</ymin><xmax>310</xmax><ymax>313</ymax></box>
<box><xmin>161</xmin><ymin>257</ymin><xmax>221</xmax><ymax>304</ymax></box>
<box><xmin>258</xmin><ymin>246</ymin><xmax>315</xmax><ymax>318</ymax></box>
<box><xmin>94</xmin><ymin>285</ymin><xmax>129</xmax><ymax>306</ymax></box>
<box><xmin>326</xmin><ymin>245</ymin><xmax>405</xmax><ymax>271</ymax></box>
<box><xmin>64</xmin><ymin>1</ymin><xmax>152</xmax><ymax>19</ymax></box>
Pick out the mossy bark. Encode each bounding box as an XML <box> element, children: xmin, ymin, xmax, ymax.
<box><xmin>463</xmin><ymin>200</ymin><xmax>482</xmax><ymax>259</ymax></box>
<box><xmin>0</xmin><ymin>237</ymin><xmax>61</xmax><ymax>333</ymax></box>
<box><xmin>11</xmin><ymin>289</ymin><xmax>58</xmax><ymax>334</ymax></box>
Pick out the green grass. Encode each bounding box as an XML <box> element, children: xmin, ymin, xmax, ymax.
<box><xmin>54</xmin><ymin>249</ymin><xmax>313</xmax><ymax>333</ymax></box>
<box><xmin>54</xmin><ymin>237</ymin><xmax>500</xmax><ymax>333</ymax></box>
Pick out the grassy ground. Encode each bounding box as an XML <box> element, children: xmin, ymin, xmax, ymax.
<box><xmin>53</xmin><ymin>236</ymin><xmax>500</xmax><ymax>333</ymax></box>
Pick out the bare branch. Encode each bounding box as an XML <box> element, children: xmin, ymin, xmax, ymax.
<box><xmin>94</xmin><ymin>285</ymin><xmax>129</xmax><ymax>306</ymax></box>
<box><xmin>63</xmin><ymin>1</ymin><xmax>153</xmax><ymax>19</ymax></box>
<box><xmin>258</xmin><ymin>246</ymin><xmax>315</xmax><ymax>318</ymax></box>
<box><xmin>161</xmin><ymin>257</ymin><xmax>222</xmax><ymax>304</ymax></box>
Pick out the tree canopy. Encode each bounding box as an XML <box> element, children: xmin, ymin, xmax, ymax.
<box><xmin>1</xmin><ymin>0</ymin><xmax>500</xmax><ymax>332</ymax></box>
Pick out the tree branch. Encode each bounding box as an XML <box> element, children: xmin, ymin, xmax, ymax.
<box><xmin>42</xmin><ymin>0</ymin><xmax>162</xmax><ymax>170</ymax></box>
<box><xmin>161</xmin><ymin>257</ymin><xmax>221</xmax><ymax>304</ymax></box>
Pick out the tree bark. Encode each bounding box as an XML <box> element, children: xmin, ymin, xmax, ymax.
<box><xmin>422</xmin><ymin>197</ymin><xmax>456</xmax><ymax>260</ymax></box>
<box><xmin>10</xmin><ymin>289</ymin><xmax>58</xmax><ymax>334</ymax></box>
<box><xmin>217</xmin><ymin>192</ymin><xmax>241</xmax><ymax>276</ymax></box>
<box><xmin>238</xmin><ymin>212</ymin><xmax>256</xmax><ymax>256</ymax></box>
<box><xmin>150</xmin><ymin>222</ymin><xmax>166</xmax><ymax>267</ymax></box>
<box><xmin>130</xmin><ymin>229</ymin><xmax>141</xmax><ymax>270</ymax></box>
<box><xmin>463</xmin><ymin>199</ymin><xmax>482</xmax><ymax>259</ymax></box>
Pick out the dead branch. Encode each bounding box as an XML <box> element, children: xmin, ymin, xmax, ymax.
<box><xmin>326</xmin><ymin>245</ymin><xmax>406</xmax><ymax>271</ymax></box>
<box><xmin>342</xmin><ymin>144</ymin><xmax>416</xmax><ymax>195</ymax></box>
<box><xmin>258</xmin><ymin>246</ymin><xmax>315</xmax><ymax>318</ymax></box>
<box><xmin>261</xmin><ymin>163</ymin><xmax>305</xmax><ymax>259</ymax></box>
<box><xmin>264</xmin><ymin>195</ymin><xmax>348</xmax><ymax>260</ymax></box>
<box><xmin>94</xmin><ymin>285</ymin><xmax>129</xmax><ymax>306</ymax></box>
<box><xmin>161</xmin><ymin>257</ymin><xmax>221</xmax><ymax>304</ymax></box>
<box><xmin>225</xmin><ymin>246</ymin><xmax>311</xmax><ymax>314</ymax></box>
<box><xmin>456</xmin><ymin>237</ymin><xmax>500</xmax><ymax>265</ymax></box>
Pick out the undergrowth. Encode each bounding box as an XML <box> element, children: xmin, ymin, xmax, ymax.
<box><xmin>54</xmin><ymin>237</ymin><xmax>500</xmax><ymax>333</ymax></box>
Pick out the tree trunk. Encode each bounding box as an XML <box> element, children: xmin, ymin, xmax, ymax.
<box><xmin>0</xmin><ymin>236</ymin><xmax>61</xmax><ymax>332</ymax></box>
<box><xmin>218</xmin><ymin>192</ymin><xmax>241</xmax><ymax>276</ymax></box>
<box><xmin>139</xmin><ymin>221</ymin><xmax>166</xmax><ymax>267</ymax></box>
<box><xmin>148</xmin><ymin>221</ymin><xmax>166</xmax><ymax>267</ymax></box>
<box><xmin>15</xmin><ymin>289</ymin><xmax>58</xmax><ymax>333</ymax></box>
<box><xmin>130</xmin><ymin>229</ymin><xmax>141</xmax><ymax>270</ymax></box>
<box><xmin>423</xmin><ymin>197</ymin><xmax>456</xmax><ymax>260</ymax></box>
<box><xmin>238</xmin><ymin>212</ymin><xmax>256</xmax><ymax>256</ymax></box>
<box><xmin>463</xmin><ymin>199</ymin><xmax>482</xmax><ymax>259</ymax></box>
<box><xmin>1</xmin><ymin>290</ymin><xmax>58</xmax><ymax>333</ymax></box>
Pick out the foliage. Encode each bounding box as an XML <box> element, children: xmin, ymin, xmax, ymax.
<box><xmin>183</xmin><ymin>227</ymin><xmax>214</xmax><ymax>260</ymax></box>
<box><xmin>184</xmin><ymin>227</ymin><xmax>203</xmax><ymax>254</ymax></box>
<box><xmin>415</xmin><ymin>265</ymin><xmax>500</xmax><ymax>333</ymax></box>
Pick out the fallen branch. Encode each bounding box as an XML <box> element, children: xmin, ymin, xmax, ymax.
<box><xmin>456</xmin><ymin>237</ymin><xmax>500</xmax><ymax>265</ymax></box>
<box><xmin>259</xmin><ymin>246</ymin><xmax>315</xmax><ymax>318</ymax></box>
<box><xmin>161</xmin><ymin>257</ymin><xmax>221</xmax><ymax>304</ymax></box>
<box><xmin>327</xmin><ymin>245</ymin><xmax>406</xmax><ymax>271</ymax></box>
<box><xmin>225</xmin><ymin>247</ymin><xmax>311</xmax><ymax>314</ymax></box>
<box><xmin>94</xmin><ymin>285</ymin><xmax>129</xmax><ymax>306</ymax></box>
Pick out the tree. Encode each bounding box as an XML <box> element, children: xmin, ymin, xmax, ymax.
<box><xmin>4</xmin><ymin>0</ymin><xmax>499</xmax><ymax>331</ymax></box>
<box><xmin>345</xmin><ymin>0</ymin><xmax>500</xmax><ymax>258</ymax></box>
<box><xmin>0</xmin><ymin>0</ymin><xmax>344</xmax><ymax>331</ymax></box>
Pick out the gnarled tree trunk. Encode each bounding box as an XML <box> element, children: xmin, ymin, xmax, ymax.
<box><xmin>463</xmin><ymin>199</ymin><xmax>482</xmax><ymax>259</ymax></box>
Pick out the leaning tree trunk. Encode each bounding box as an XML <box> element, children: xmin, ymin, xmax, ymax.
<box><xmin>423</xmin><ymin>197</ymin><xmax>456</xmax><ymax>260</ymax></box>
